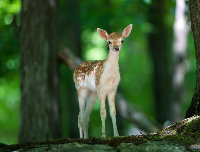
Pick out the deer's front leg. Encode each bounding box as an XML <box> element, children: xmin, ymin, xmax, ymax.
<box><xmin>98</xmin><ymin>93</ymin><xmax>106</xmax><ymax>138</ymax></box>
<box><xmin>108</xmin><ymin>91</ymin><xmax>119</xmax><ymax>136</ymax></box>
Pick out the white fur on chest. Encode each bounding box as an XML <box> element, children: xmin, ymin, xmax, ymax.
<box><xmin>99</xmin><ymin>62</ymin><xmax>120</xmax><ymax>93</ymax></box>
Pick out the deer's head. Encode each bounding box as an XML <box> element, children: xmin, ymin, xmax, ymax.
<box><xmin>97</xmin><ymin>24</ymin><xmax>132</xmax><ymax>52</ymax></box>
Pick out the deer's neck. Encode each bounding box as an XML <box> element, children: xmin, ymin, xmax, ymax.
<box><xmin>104</xmin><ymin>50</ymin><xmax>120</xmax><ymax>72</ymax></box>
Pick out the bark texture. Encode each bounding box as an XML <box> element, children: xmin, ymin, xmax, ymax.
<box><xmin>147</xmin><ymin>0</ymin><xmax>172</xmax><ymax>124</ymax></box>
<box><xmin>19</xmin><ymin>0</ymin><xmax>61</xmax><ymax>143</ymax></box>
<box><xmin>185</xmin><ymin>0</ymin><xmax>200</xmax><ymax>118</ymax></box>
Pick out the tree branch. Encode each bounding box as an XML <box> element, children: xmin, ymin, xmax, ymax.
<box><xmin>58</xmin><ymin>47</ymin><xmax>160</xmax><ymax>133</ymax></box>
<box><xmin>116</xmin><ymin>94</ymin><xmax>159</xmax><ymax>133</ymax></box>
<box><xmin>58</xmin><ymin>47</ymin><xmax>82</xmax><ymax>70</ymax></box>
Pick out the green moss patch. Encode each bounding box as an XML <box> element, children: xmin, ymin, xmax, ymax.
<box><xmin>1</xmin><ymin>115</ymin><xmax>200</xmax><ymax>151</ymax></box>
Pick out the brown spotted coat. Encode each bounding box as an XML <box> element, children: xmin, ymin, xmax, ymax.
<box><xmin>73</xmin><ymin>60</ymin><xmax>105</xmax><ymax>87</ymax></box>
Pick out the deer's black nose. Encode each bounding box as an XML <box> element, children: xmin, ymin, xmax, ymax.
<box><xmin>114</xmin><ymin>47</ymin><xmax>119</xmax><ymax>51</ymax></box>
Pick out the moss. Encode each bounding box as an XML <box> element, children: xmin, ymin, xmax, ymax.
<box><xmin>0</xmin><ymin>143</ymin><xmax>8</xmax><ymax>151</ymax></box>
<box><xmin>182</xmin><ymin>118</ymin><xmax>200</xmax><ymax>136</ymax></box>
<box><xmin>162</xmin><ymin>135</ymin><xmax>197</xmax><ymax>145</ymax></box>
<box><xmin>142</xmin><ymin>116</ymin><xmax>200</xmax><ymax>146</ymax></box>
<box><xmin>0</xmin><ymin>134</ymin><xmax>199</xmax><ymax>151</ymax></box>
<box><xmin>0</xmin><ymin>137</ymin><xmax>145</xmax><ymax>151</ymax></box>
<box><xmin>159</xmin><ymin>115</ymin><xmax>200</xmax><ymax>136</ymax></box>
<box><xmin>1</xmin><ymin>116</ymin><xmax>200</xmax><ymax>151</ymax></box>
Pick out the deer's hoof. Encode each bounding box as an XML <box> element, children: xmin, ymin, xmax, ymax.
<box><xmin>101</xmin><ymin>134</ymin><xmax>106</xmax><ymax>138</ymax></box>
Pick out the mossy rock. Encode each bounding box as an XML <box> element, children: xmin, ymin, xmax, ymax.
<box><xmin>181</xmin><ymin>117</ymin><xmax>200</xmax><ymax>136</ymax></box>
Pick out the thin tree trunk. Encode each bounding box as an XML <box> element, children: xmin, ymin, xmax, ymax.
<box><xmin>185</xmin><ymin>0</ymin><xmax>200</xmax><ymax>117</ymax></box>
<box><xmin>147</xmin><ymin>0</ymin><xmax>172</xmax><ymax>124</ymax></box>
<box><xmin>171</xmin><ymin>0</ymin><xmax>189</xmax><ymax>122</ymax></box>
<box><xmin>68</xmin><ymin>0</ymin><xmax>82</xmax><ymax>57</ymax></box>
<box><xmin>67</xmin><ymin>0</ymin><xmax>82</xmax><ymax>138</ymax></box>
<box><xmin>19</xmin><ymin>0</ymin><xmax>61</xmax><ymax>143</ymax></box>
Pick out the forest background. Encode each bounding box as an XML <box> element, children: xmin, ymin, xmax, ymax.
<box><xmin>0</xmin><ymin>0</ymin><xmax>195</xmax><ymax>144</ymax></box>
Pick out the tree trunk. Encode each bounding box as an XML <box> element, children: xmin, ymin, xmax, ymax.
<box><xmin>171</xmin><ymin>0</ymin><xmax>189</xmax><ymax>122</ymax></box>
<box><xmin>185</xmin><ymin>0</ymin><xmax>200</xmax><ymax>118</ymax></box>
<box><xmin>67</xmin><ymin>0</ymin><xmax>81</xmax><ymax>138</ymax></box>
<box><xmin>147</xmin><ymin>0</ymin><xmax>172</xmax><ymax>124</ymax></box>
<box><xmin>19</xmin><ymin>0</ymin><xmax>61</xmax><ymax>143</ymax></box>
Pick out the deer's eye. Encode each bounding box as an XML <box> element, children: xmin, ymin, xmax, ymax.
<box><xmin>121</xmin><ymin>40</ymin><xmax>124</xmax><ymax>43</ymax></box>
<box><xmin>108</xmin><ymin>41</ymin><xmax>111</xmax><ymax>44</ymax></box>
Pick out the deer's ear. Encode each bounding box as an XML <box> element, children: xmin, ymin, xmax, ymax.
<box><xmin>97</xmin><ymin>28</ymin><xmax>108</xmax><ymax>40</ymax></box>
<box><xmin>122</xmin><ymin>24</ymin><xmax>133</xmax><ymax>38</ymax></box>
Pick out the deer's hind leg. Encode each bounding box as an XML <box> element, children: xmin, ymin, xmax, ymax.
<box><xmin>78</xmin><ymin>88</ymin><xmax>89</xmax><ymax>138</ymax></box>
<box><xmin>83</xmin><ymin>92</ymin><xmax>97</xmax><ymax>138</ymax></box>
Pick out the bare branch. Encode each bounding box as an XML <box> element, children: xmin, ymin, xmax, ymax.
<box><xmin>58</xmin><ymin>47</ymin><xmax>81</xmax><ymax>70</ymax></box>
<box><xmin>116</xmin><ymin>94</ymin><xmax>160</xmax><ymax>133</ymax></box>
<box><xmin>58</xmin><ymin>47</ymin><xmax>160</xmax><ymax>133</ymax></box>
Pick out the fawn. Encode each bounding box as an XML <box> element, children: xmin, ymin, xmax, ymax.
<box><xmin>73</xmin><ymin>24</ymin><xmax>132</xmax><ymax>138</ymax></box>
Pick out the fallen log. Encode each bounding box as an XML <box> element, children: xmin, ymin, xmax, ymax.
<box><xmin>1</xmin><ymin>115</ymin><xmax>199</xmax><ymax>151</ymax></box>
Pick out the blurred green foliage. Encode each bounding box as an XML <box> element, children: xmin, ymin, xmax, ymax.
<box><xmin>0</xmin><ymin>0</ymin><xmax>195</xmax><ymax>144</ymax></box>
<box><xmin>0</xmin><ymin>0</ymin><xmax>21</xmax><ymax>144</ymax></box>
